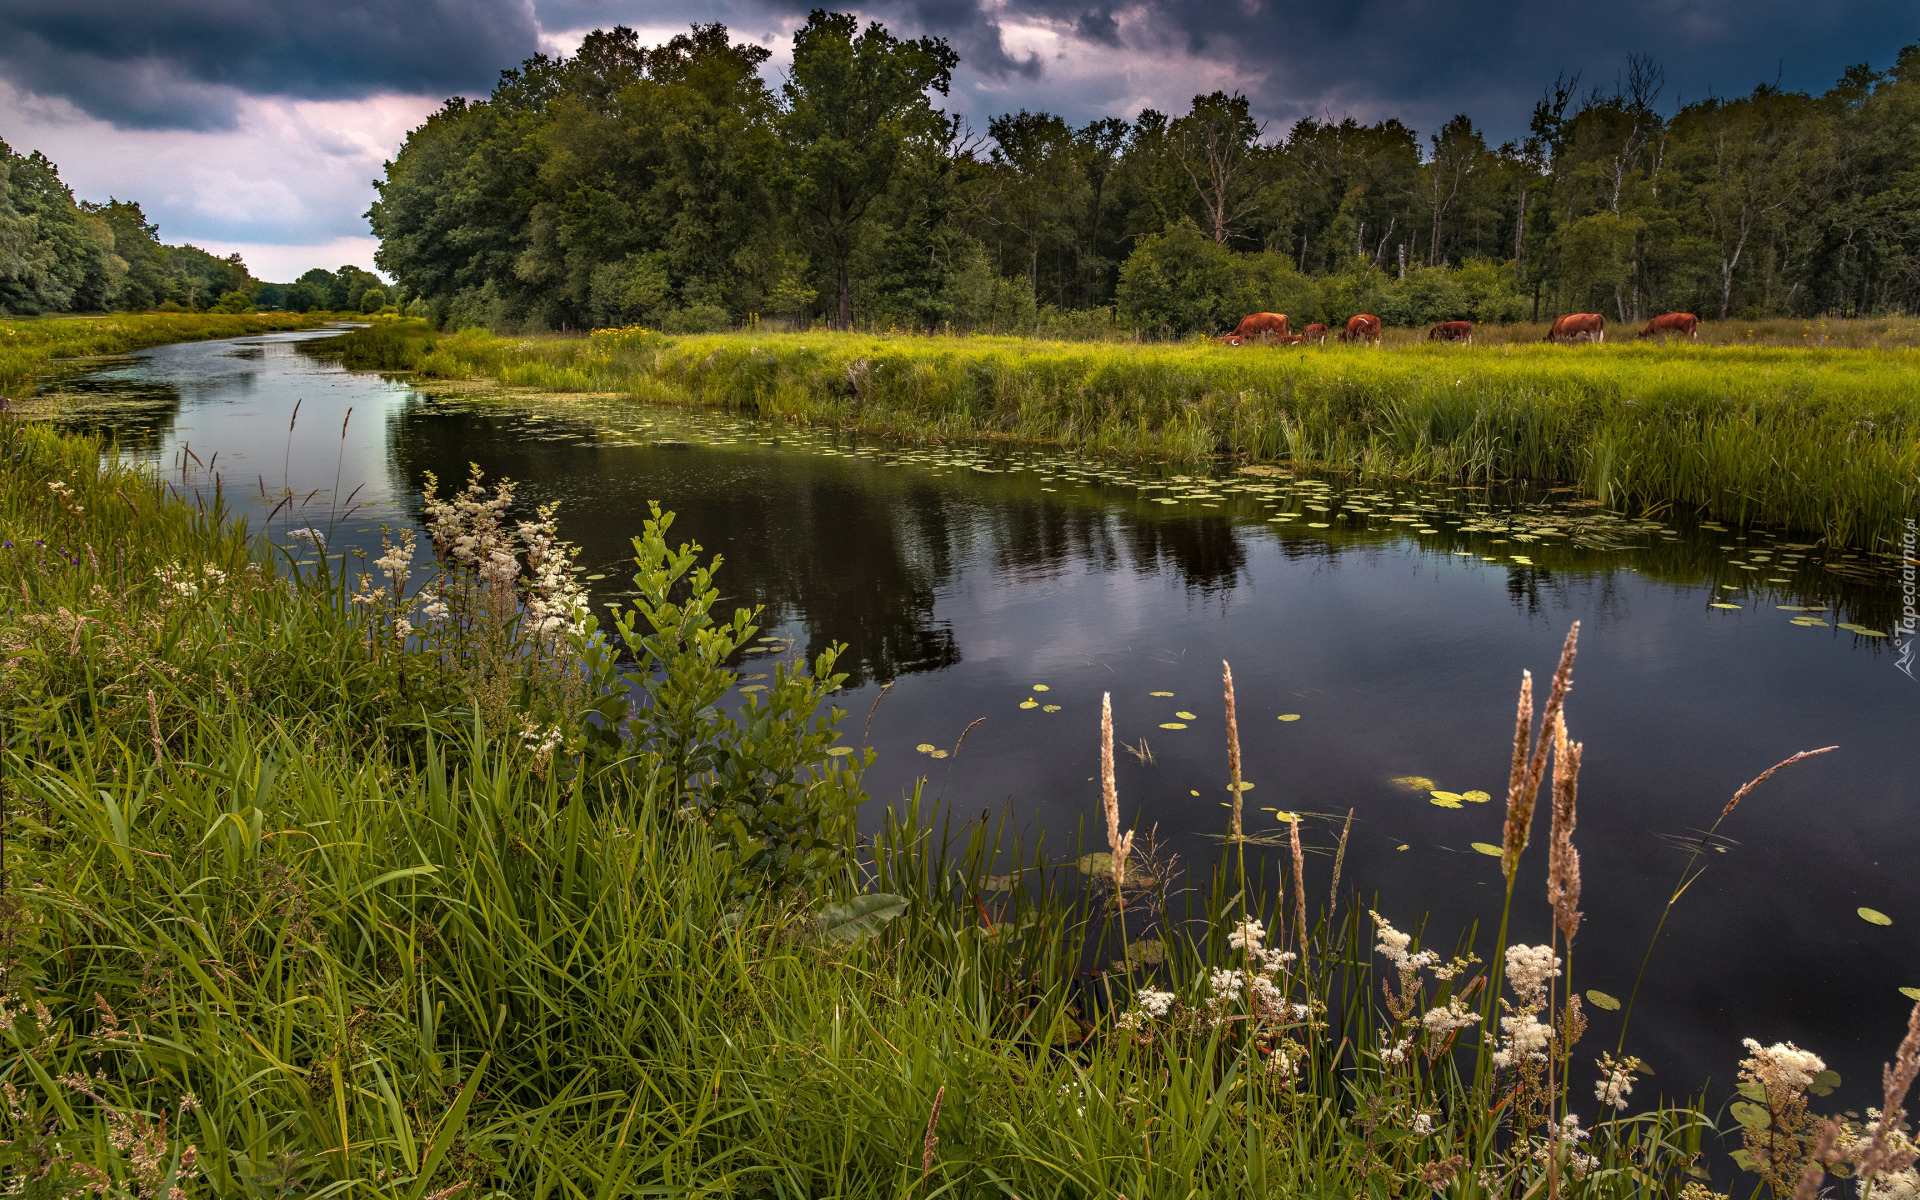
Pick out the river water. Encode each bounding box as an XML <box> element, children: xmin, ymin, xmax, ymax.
<box><xmin>35</xmin><ymin>327</ymin><xmax>1920</xmax><ymax>1105</ymax></box>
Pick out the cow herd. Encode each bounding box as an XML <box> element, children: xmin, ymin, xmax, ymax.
<box><xmin>1210</xmin><ymin>311</ymin><xmax>1702</xmax><ymax>347</ymax></box>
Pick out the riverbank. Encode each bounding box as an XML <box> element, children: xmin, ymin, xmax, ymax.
<box><xmin>8</xmin><ymin>411</ymin><xmax>1918</xmax><ymax>1196</ymax></box>
<box><xmin>0</xmin><ymin>311</ymin><xmax>336</xmax><ymax>394</ymax></box>
<box><xmin>340</xmin><ymin>322</ymin><xmax>1920</xmax><ymax>552</ymax></box>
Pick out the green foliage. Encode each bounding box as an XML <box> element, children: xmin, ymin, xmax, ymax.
<box><xmin>1117</xmin><ymin>218</ymin><xmax>1240</xmax><ymax>335</ymax></box>
<box><xmin>210</xmin><ymin>290</ymin><xmax>253</xmax><ymax>313</ymax></box>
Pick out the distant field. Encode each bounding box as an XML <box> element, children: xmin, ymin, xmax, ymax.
<box><xmin>0</xmin><ymin>311</ymin><xmax>332</xmax><ymax>393</ymax></box>
<box><xmin>339</xmin><ymin>320</ymin><xmax>1920</xmax><ymax>551</ymax></box>
<box><xmin>1368</xmin><ymin>315</ymin><xmax>1920</xmax><ymax>349</ymax></box>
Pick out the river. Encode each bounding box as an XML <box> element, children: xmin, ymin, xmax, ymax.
<box><xmin>35</xmin><ymin>326</ymin><xmax>1920</xmax><ymax>1105</ymax></box>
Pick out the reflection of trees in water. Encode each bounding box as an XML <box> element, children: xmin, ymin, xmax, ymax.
<box><xmin>386</xmin><ymin>406</ymin><xmax>961</xmax><ymax>687</ymax></box>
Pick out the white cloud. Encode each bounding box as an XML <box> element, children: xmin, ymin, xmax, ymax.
<box><xmin>0</xmin><ymin>78</ymin><xmax>436</xmax><ymax>275</ymax></box>
<box><xmin>187</xmin><ymin>236</ymin><xmax>387</xmax><ymax>283</ymax></box>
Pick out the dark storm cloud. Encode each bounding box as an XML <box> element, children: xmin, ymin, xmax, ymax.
<box><xmin>541</xmin><ymin>0</ymin><xmax>1914</xmax><ymax>141</ymax></box>
<box><xmin>0</xmin><ymin>0</ymin><xmax>541</xmax><ymax>130</ymax></box>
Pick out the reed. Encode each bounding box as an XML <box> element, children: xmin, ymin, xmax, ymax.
<box><xmin>350</xmin><ymin>322</ymin><xmax>1920</xmax><ymax>551</ymax></box>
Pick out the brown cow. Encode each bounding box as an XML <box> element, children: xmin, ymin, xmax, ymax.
<box><xmin>1228</xmin><ymin>312</ymin><xmax>1289</xmax><ymax>340</ymax></box>
<box><xmin>1544</xmin><ymin>313</ymin><xmax>1606</xmax><ymax>343</ymax></box>
<box><xmin>1429</xmin><ymin>320</ymin><xmax>1474</xmax><ymax>343</ymax></box>
<box><xmin>1211</xmin><ymin>334</ymin><xmax>1246</xmax><ymax>347</ymax></box>
<box><xmin>1637</xmin><ymin>313</ymin><xmax>1699</xmax><ymax>340</ymax></box>
<box><xmin>1338</xmin><ymin>314</ymin><xmax>1382</xmax><ymax>344</ymax></box>
<box><xmin>1301</xmin><ymin>323</ymin><xmax>1329</xmax><ymax>343</ymax></box>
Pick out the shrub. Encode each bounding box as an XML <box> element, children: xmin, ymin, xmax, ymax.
<box><xmin>660</xmin><ymin>303</ymin><xmax>734</xmax><ymax>333</ymax></box>
<box><xmin>1117</xmin><ymin>219</ymin><xmax>1239</xmax><ymax>337</ymax></box>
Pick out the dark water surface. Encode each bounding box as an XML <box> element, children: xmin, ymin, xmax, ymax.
<box><xmin>38</xmin><ymin>329</ymin><xmax>1920</xmax><ymax>1106</ymax></box>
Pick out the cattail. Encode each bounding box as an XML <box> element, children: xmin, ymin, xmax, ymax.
<box><xmin>1503</xmin><ymin>622</ymin><xmax>1579</xmax><ymax>883</ymax></box>
<box><xmin>1717</xmin><ymin>746</ymin><xmax>1839</xmax><ymax>825</ymax></box>
<box><xmin>1792</xmin><ymin>1117</ymin><xmax>1843</xmax><ymax>1200</ymax></box>
<box><xmin>1289</xmin><ymin>815</ymin><xmax>1308</xmax><ymax>953</ymax></box>
<box><xmin>1101</xmin><ymin>693</ymin><xmax>1132</xmax><ymax>900</ymax></box>
<box><xmin>1223</xmin><ymin>661</ymin><xmax>1242</xmax><ymax>840</ymax></box>
<box><xmin>1500</xmin><ymin>671</ymin><xmax>1535</xmax><ymax>883</ymax></box>
<box><xmin>1858</xmin><ymin>999</ymin><xmax>1920</xmax><ymax>1189</ymax></box>
<box><xmin>1328</xmin><ymin>807</ymin><xmax>1353</xmax><ymax>920</ymax></box>
<box><xmin>147</xmin><ymin>689</ymin><xmax>164</xmax><ymax>765</ymax></box>
<box><xmin>1546</xmin><ymin>716</ymin><xmax>1583</xmax><ymax>944</ymax></box>
<box><xmin>921</xmin><ymin>1084</ymin><xmax>945</xmax><ymax>1178</ymax></box>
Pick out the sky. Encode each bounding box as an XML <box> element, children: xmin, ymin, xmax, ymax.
<box><xmin>0</xmin><ymin>0</ymin><xmax>1912</xmax><ymax>283</ymax></box>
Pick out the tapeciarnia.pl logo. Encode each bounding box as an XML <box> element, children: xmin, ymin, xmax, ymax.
<box><xmin>1897</xmin><ymin>518</ymin><xmax>1916</xmax><ymax>680</ymax></box>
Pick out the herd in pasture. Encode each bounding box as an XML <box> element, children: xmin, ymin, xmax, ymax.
<box><xmin>1209</xmin><ymin>310</ymin><xmax>1701</xmax><ymax>347</ymax></box>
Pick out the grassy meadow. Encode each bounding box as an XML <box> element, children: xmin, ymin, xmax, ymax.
<box><xmin>5</xmin><ymin>375</ymin><xmax>1920</xmax><ymax>1196</ymax></box>
<box><xmin>339</xmin><ymin>320</ymin><xmax>1920</xmax><ymax>552</ymax></box>
<box><xmin>0</xmin><ymin>311</ymin><xmax>335</xmax><ymax>395</ymax></box>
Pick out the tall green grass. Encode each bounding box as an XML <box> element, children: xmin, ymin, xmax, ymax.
<box><xmin>4</xmin><ymin>415</ymin><xmax>1911</xmax><ymax>1198</ymax></box>
<box><xmin>350</xmin><ymin>323</ymin><xmax>1920</xmax><ymax>551</ymax></box>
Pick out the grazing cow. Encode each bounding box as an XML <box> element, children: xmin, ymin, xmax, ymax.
<box><xmin>1211</xmin><ymin>334</ymin><xmax>1246</xmax><ymax>346</ymax></box>
<box><xmin>1338</xmin><ymin>313</ymin><xmax>1382</xmax><ymax>344</ymax></box>
<box><xmin>1545</xmin><ymin>313</ymin><xmax>1606</xmax><ymax>343</ymax></box>
<box><xmin>1228</xmin><ymin>312</ymin><xmax>1289</xmax><ymax>340</ymax></box>
<box><xmin>1429</xmin><ymin>320</ymin><xmax>1474</xmax><ymax>343</ymax></box>
<box><xmin>1301</xmin><ymin>323</ymin><xmax>1329</xmax><ymax>343</ymax></box>
<box><xmin>1638</xmin><ymin>312</ymin><xmax>1699</xmax><ymax>340</ymax></box>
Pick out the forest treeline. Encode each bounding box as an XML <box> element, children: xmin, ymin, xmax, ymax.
<box><xmin>0</xmin><ymin>137</ymin><xmax>388</xmax><ymax>317</ymax></box>
<box><xmin>369</xmin><ymin>16</ymin><xmax>1920</xmax><ymax>336</ymax></box>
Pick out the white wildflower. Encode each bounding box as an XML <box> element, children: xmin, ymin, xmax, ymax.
<box><xmin>1255</xmin><ymin>947</ymin><xmax>1297</xmax><ymax>976</ymax></box>
<box><xmin>1372</xmin><ymin>911</ymin><xmax>1438</xmax><ymax>972</ymax></box>
<box><xmin>287</xmin><ymin>526</ymin><xmax>325</xmax><ymax>548</ymax></box>
<box><xmin>1135</xmin><ymin>988</ymin><xmax>1175</xmax><ymax>1018</ymax></box>
<box><xmin>1227</xmin><ymin>918</ymin><xmax>1266</xmax><ymax>952</ymax></box>
<box><xmin>1504</xmin><ymin>944</ymin><xmax>1562</xmax><ymax>1003</ymax></box>
<box><xmin>1421</xmin><ymin>995</ymin><xmax>1481</xmax><ymax>1038</ymax></box>
<box><xmin>1739</xmin><ymin>1038</ymin><xmax>1827</xmax><ymax>1105</ymax></box>
<box><xmin>394</xmin><ymin>617</ymin><xmax>413</xmax><ymax>641</ymax></box>
<box><xmin>1411</xmin><ymin>1112</ymin><xmax>1434</xmax><ymax>1136</ymax></box>
<box><xmin>1491</xmin><ymin>1013</ymin><xmax>1553</xmax><ymax>1068</ymax></box>
<box><xmin>1597</xmin><ymin>1066</ymin><xmax>1633</xmax><ymax>1110</ymax></box>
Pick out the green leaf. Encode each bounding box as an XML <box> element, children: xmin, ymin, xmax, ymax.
<box><xmin>1859</xmin><ymin>907</ymin><xmax>1893</xmax><ymax>926</ymax></box>
<box><xmin>1731</xmin><ymin>1148</ymin><xmax>1759</xmax><ymax>1174</ymax></box>
<box><xmin>817</xmin><ymin>893</ymin><xmax>908</xmax><ymax>943</ymax></box>
<box><xmin>1901</xmin><ymin>987</ymin><xmax>1920</xmax><ymax>1002</ymax></box>
<box><xmin>407</xmin><ymin>1052</ymin><xmax>489</xmax><ymax>1198</ymax></box>
<box><xmin>1730</xmin><ymin>1101</ymin><xmax>1773</xmax><ymax>1132</ymax></box>
<box><xmin>1585</xmin><ymin>989</ymin><xmax>1621</xmax><ymax>1011</ymax></box>
<box><xmin>1470</xmin><ymin>842</ymin><xmax>1503</xmax><ymax>857</ymax></box>
<box><xmin>1810</xmin><ymin>1070</ymin><xmax>1842</xmax><ymax>1097</ymax></box>
<box><xmin>1736</xmin><ymin>1081</ymin><xmax>1768</xmax><ymax>1103</ymax></box>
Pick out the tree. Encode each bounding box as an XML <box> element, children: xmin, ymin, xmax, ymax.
<box><xmin>780</xmin><ymin>10</ymin><xmax>957</xmax><ymax>329</ymax></box>
<box><xmin>1116</xmin><ymin>219</ymin><xmax>1238</xmax><ymax>335</ymax></box>
<box><xmin>988</xmin><ymin>110</ymin><xmax>1080</xmax><ymax>297</ymax></box>
<box><xmin>1172</xmin><ymin>92</ymin><xmax>1264</xmax><ymax>245</ymax></box>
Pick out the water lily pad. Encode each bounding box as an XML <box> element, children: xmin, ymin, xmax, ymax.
<box><xmin>1709</xmin><ymin>602</ymin><xmax>1741</xmax><ymax>609</ymax></box>
<box><xmin>1032</xmin><ymin>684</ymin><xmax>1050</xmax><ymax>691</ymax></box>
<box><xmin>1272</xmin><ymin>811</ymin><xmax>1299</xmax><ymax>822</ymax></box>
<box><xmin>1174</xmin><ymin>711</ymin><xmax>1197</xmax><ymax>720</ymax></box>
<box><xmin>584</xmin><ymin>573</ymin><xmax>607</xmax><ymax>580</ymax></box>
<box><xmin>928</xmin><ymin>749</ymin><xmax>948</xmax><ymax>759</ymax></box>
<box><xmin>1860</xmin><ymin>907</ymin><xmax>1893</xmax><ymax>925</ymax></box>
<box><xmin>826</xmin><ymin>746</ymin><xmax>854</xmax><ymax>756</ymax></box>
<box><xmin>1230</xmin><ymin>781</ymin><xmax>1255</xmax><ymax>791</ymax></box>
<box><xmin>739</xmin><ymin>684</ymin><xmax>765</xmax><ymax>692</ymax></box>
<box><xmin>1150</xmin><ymin>691</ymin><xmax>1174</xmax><ymax>697</ymax></box>
<box><xmin>915</xmin><ymin>743</ymin><xmax>937</xmax><ymax>753</ymax></box>
<box><xmin>1019</xmin><ymin>699</ymin><xmax>1038</xmax><ymax>709</ymax></box>
<box><xmin>1431</xmin><ymin>796</ymin><xmax>1463</xmax><ymax>808</ymax></box>
<box><xmin>1585</xmin><ymin>989</ymin><xmax>1621</xmax><ymax>1011</ymax></box>
<box><xmin>1901</xmin><ymin>987</ymin><xmax>1920</xmax><ymax>1001</ymax></box>
<box><xmin>1430</xmin><ymin>790</ymin><xmax>1463</xmax><ymax>801</ymax></box>
<box><xmin>1076</xmin><ymin>852</ymin><xmax>1114</xmax><ymax>876</ymax></box>
<box><xmin>1462</xmin><ymin>790</ymin><xmax>1492</xmax><ymax>803</ymax></box>
<box><xmin>1391</xmin><ymin>775</ymin><xmax>1437</xmax><ymax>791</ymax></box>
<box><xmin>1397</xmin><ymin>844</ymin><xmax>1410</xmax><ymax>851</ymax></box>
<box><xmin>1307</xmin><ymin>522</ymin><xmax>1330</xmax><ymax>528</ymax></box>
<box><xmin>1158</xmin><ymin>722</ymin><xmax>1188</xmax><ymax>730</ymax></box>
<box><xmin>1277</xmin><ymin>713</ymin><xmax>1301</xmax><ymax>722</ymax></box>
<box><xmin>1470</xmin><ymin>842</ymin><xmax>1502</xmax><ymax>857</ymax></box>
<box><xmin>1042</xmin><ymin>704</ymin><xmax>1061</xmax><ymax>713</ymax></box>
